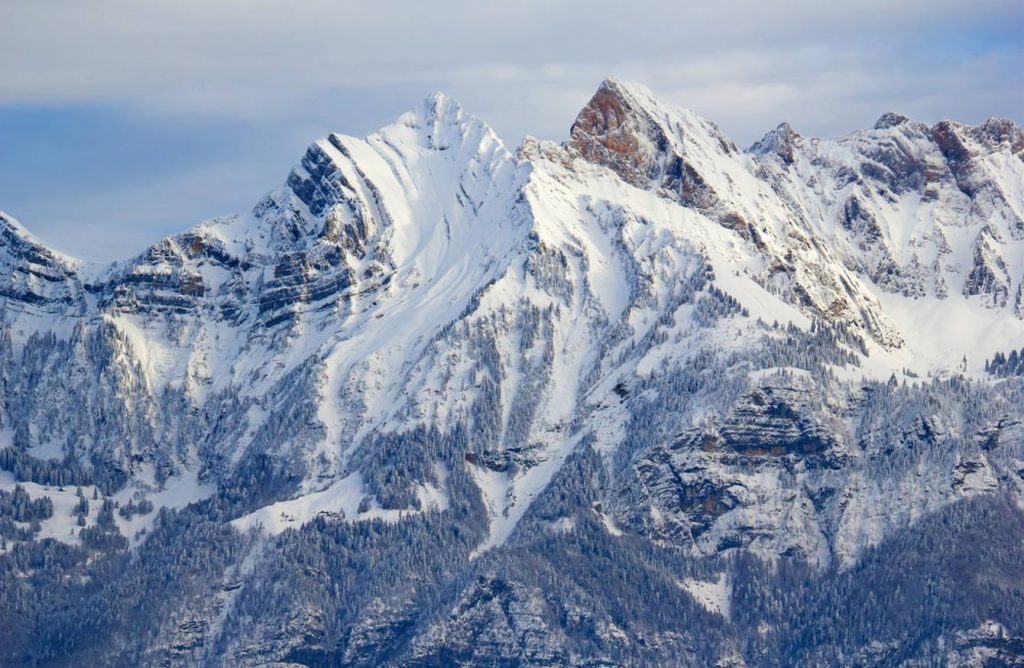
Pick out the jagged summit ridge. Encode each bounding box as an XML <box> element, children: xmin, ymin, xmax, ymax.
<box><xmin>751</xmin><ymin>102</ymin><xmax>1024</xmax><ymax>323</ymax></box>
<box><xmin>3</xmin><ymin>79</ymin><xmax>1024</xmax><ymax>665</ymax></box>
<box><xmin>406</xmin><ymin>90</ymin><xmax>481</xmax><ymax>150</ymax></box>
<box><xmin>568</xmin><ymin>77</ymin><xmax>739</xmax><ymax>193</ymax></box>
<box><xmin>3</xmin><ymin>79</ymin><xmax>1024</xmax><ymax>445</ymax></box>
<box><xmin>874</xmin><ymin>111</ymin><xmax>912</xmax><ymax>130</ymax></box>
<box><xmin>748</xmin><ymin>121</ymin><xmax>800</xmax><ymax>164</ymax></box>
<box><xmin>2</xmin><ymin>81</ymin><xmax>1023</xmax><ymax>468</ymax></box>
<box><xmin>2</xmin><ymin>78</ymin><xmax>1024</xmax><ymax>553</ymax></box>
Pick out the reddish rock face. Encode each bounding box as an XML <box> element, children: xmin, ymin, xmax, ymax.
<box><xmin>568</xmin><ymin>80</ymin><xmax>664</xmax><ymax>189</ymax></box>
<box><xmin>931</xmin><ymin>120</ymin><xmax>972</xmax><ymax>165</ymax></box>
<box><xmin>568</xmin><ymin>79</ymin><xmax>725</xmax><ymax>214</ymax></box>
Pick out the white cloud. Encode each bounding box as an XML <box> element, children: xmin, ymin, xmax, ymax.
<box><xmin>4</xmin><ymin>0</ymin><xmax>1021</xmax><ymax>140</ymax></box>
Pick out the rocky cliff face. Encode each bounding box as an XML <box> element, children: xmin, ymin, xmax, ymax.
<box><xmin>0</xmin><ymin>214</ymin><xmax>85</xmax><ymax>314</ymax></box>
<box><xmin>2</xmin><ymin>79</ymin><xmax>1024</xmax><ymax>666</ymax></box>
<box><xmin>752</xmin><ymin>104</ymin><xmax>1024</xmax><ymax>317</ymax></box>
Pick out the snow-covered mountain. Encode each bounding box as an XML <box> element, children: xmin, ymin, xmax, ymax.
<box><xmin>2</xmin><ymin>78</ymin><xmax>1024</xmax><ymax>666</ymax></box>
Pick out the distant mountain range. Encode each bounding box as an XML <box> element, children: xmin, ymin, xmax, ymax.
<box><xmin>2</xmin><ymin>78</ymin><xmax>1023</xmax><ymax>666</ymax></box>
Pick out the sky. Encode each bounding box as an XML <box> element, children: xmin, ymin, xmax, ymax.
<box><xmin>1</xmin><ymin>0</ymin><xmax>1022</xmax><ymax>261</ymax></box>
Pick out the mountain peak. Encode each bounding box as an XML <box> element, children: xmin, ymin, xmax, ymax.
<box><xmin>567</xmin><ymin>77</ymin><xmax>673</xmax><ymax>188</ymax></box>
<box><xmin>874</xmin><ymin>112</ymin><xmax>911</xmax><ymax>130</ymax></box>
<box><xmin>396</xmin><ymin>90</ymin><xmax>504</xmax><ymax>155</ymax></box>
<box><xmin>417</xmin><ymin>90</ymin><xmax>464</xmax><ymax>124</ymax></box>
<box><xmin>0</xmin><ymin>211</ymin><xmax>81</xmax><ymax>269</ymax></box>
<box><xmin>593</xmin><ymin>77</ymin><xmax>658</xmax><ymax>105</ymax></box>
<box><xmin>974</xmin><ymin>117</ymin><xmax>1024</xmax><ymax>155</ymax></box>
<box><xmin>750</xmin><ymin>122</ymin><xmax>801</xmax><ymax>165</ymax></box>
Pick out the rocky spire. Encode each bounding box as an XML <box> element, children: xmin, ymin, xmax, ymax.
<box><xmin>568</xmin><ymin>78</ymin><xmax>670</xmax><ymax>189</ymax></box>
<box><xmin>749</xmin><ymin>122</ymin><xmax>801</xmax><ymax>166</ymax></box>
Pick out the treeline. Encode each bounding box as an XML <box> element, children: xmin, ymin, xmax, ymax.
<box><xmin>986</xmin><ymin>347</ymin><xmax>1024</xmax><ymax>377</ymax></box>
<box><xmin>0</xmin><ymin>485</ymin><xmax>54</xmax><ymax>542</ymax></box>
<box><xmin>0</xmin><ymin>448</ymin><xmax>93</xmax><ymax>488</ymax></box>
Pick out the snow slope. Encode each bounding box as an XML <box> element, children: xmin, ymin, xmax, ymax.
<box><xmin>2</xmin><ymin>78</ymin><xmax>1023</xmax><ymax>571</ymax></box>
